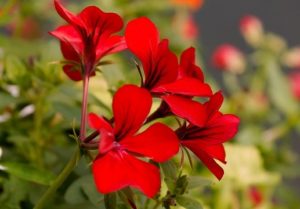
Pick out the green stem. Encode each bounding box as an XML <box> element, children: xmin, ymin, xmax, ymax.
<box><xmin>223</xmin><ymin>73</ymin><xmax>242</xmax><ymax>95</ymax></box>
<box><xmin>80</xmin><ymin>74</ymin><xmax>90</xmax><ymax>140</ymax></box>
<box><xmin>33</xmin><ymin>148</ymin><xmax>80</xmax><ymax>209</ymax></box>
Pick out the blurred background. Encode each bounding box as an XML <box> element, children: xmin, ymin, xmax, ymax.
<box><xmin>196</xmin><ymin>0</ymin><xmax>300</xmax><ymax>205</ymax></box>
<box><xmin>197</xmin><ymin>0</ymin><xmax>300</xmax><ymax>57</ymax></box>
<box><xmin>0</xmin><ymin>0</ymin><xmax>299</xmax><ymax>209</ymax></box>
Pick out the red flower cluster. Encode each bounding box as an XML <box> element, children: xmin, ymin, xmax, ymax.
<box><xmin>52</xmin><ymin>1</ymin><xmax>239</xmax><ymax>198</ymax></box>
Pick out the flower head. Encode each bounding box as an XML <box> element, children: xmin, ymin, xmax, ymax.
<box><xmin>89</xmin><ymin>85</ymin><xmax>179</xmax><ymax>197</ymax></box>
<box><xmin>240</xmin><ymin>15</ymin><xmax>264</xmax><ymax>46</ymax></box>
<box><xmin>50</xmin><ymin>0</ymin><xmax>126</xmax><ymax>81</ymax></box>
<box><xmin>177</xmin><ymin>92</ymin><xmax>240</xmax><ymax>179</ymax></box>
<box><xmin>212</xmin><ymin>44</ymin><xmax>245</xmax><ymax>74</ymax></box>
<box><xmin>125</xmin><ymin>17</ymin><xmax>212</xmax><ymax>126</ymax></box>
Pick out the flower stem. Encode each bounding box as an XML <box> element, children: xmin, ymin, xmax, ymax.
<box><xmin>33</xmin><ymin>148</ymin><xmax>80</xmax><ymax>209</ymax></box>
<box><xmin>84</xmin><ymin>130</ymin><xmax>99</xmax><ymax>143</ymax></box>
<box><xmin>80</xmin><ymin>74</ymin><xmax>90</xmax><ymax>140</ymax></box>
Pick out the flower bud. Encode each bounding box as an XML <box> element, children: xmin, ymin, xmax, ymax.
<box><xmin>212</xmin><ymin>44</ymin><xmax>246</xmax><ymax>74</ymax></box>
<box><xmin>240</xmin><ymin>15</ymin><xmax>264</xmax><ymax>47</ymax></box>
<box><xmin>283</xmin><ymin>47</ymin><xmax>300</xmax><ymax>69</ymax></box>
<box><xmin>248</xmin><ymin>186</ymin><xmax>263</xmax><ymax>206</ymax></box>
<box><xmin>183</xmin><ymin>16</ymin><xmax>199</xmax><ymax>40</ymax></box>
<box><xmin>173</xmin><ymin>15</ymin><xmax>199</xmax><ymax>41</ymax></box>
<box><xmin>288</xmin><ymin>71</ymin><xmax>300</xmax><ymax>100</ymax></box>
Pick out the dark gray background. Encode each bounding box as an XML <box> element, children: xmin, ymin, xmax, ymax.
<box><xmin>196</xmin><ymin>0</ymin><xmax>300</xmax><ymax>60</ymax></box>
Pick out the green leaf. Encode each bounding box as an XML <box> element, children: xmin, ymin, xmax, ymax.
<box><xmin>64</xmin><ymin>178</ymin><xmax>88</xmax><ymax>204</ymax></box>
<box><xmin>176</xmin><ymin>195</ymin><xmax>203</xmax><ymax>209</ymax></box>
<box><xmin>266</xmin><ymin>58</ymin><xmax>298</xmax><ymax>115</ymax></box>
<box><xmin>52</xmin><ymin>101</ymin><xmax>81</xmax><ymax>123</ymax></box>
<box><xmin>161</xmin><ymin>160</ymin><xmax>178</xmax><ymax>192</ymax></box>
<box><xmin>4</xmin><ymin>55</ymin><xmax>27</xmax><ymax>83</ymax></box>
<box><xmin>174</xmin><ymin>175</ymin><xmax>188</xmax><ymax>195</ymax></box>
<box><xmin>161</xmin><ymin>160</ymin><xmax>177</xmax><ymax>180</ymax></box>
<box><xmin>0</xmin><ymin>92</ymin><xmax>17</xmax><ymax>110</ymax></box>
<box><xmin>118</xmin><ymin>188</ymin><xmax>137</xmax><ymax>209</ymax></box>
<box><xmin>65</xmin><ymin>174</ymin><xmax>104</xmax><ymax>206</ymax></box>
<box><xmin>0</xmin><ymin>162</ymin><xmax>55</xmax><ymax>185</ymax></box>
<box><xmin>81</xmin><ymin>176</ymin><xmax>104</xmax><ymax>207</ymax></box>
<box><xmin>104</xmin><ymin>193</ymin><xmax>117</xmax><ymax>209</ymax></box>
<box><xmin>187</xmin><ymin>176</ymin><xmax>212</xmax><ymax>190</ymax></box>
<box><xmin>0</xmin><ymin>176</ymin><xmax>28</xmax><ymax>209</ymax></box>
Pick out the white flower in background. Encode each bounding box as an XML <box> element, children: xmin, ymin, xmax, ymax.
<box><xmin>19</xmin><ymin>104</ymin><xmax>35</xmax><ymax>118</ymax></box>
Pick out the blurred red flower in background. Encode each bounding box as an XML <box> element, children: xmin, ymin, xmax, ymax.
<box><xmin>212</xmin><ymin>44</ymin><xmax>245</xmax><ymax>74</ymax></box>
<box><xmin>182</xmin><ymin>16</ymin><xmax>199</xmax><ymax>40</ymax></box>
<box><xmin>248</xmin><ymin>186</ymin><xmax>264</xmax><ymax>206</ymax></box>
<box><xmin>288</xmin><ymin>71</ymin><xmax>300</xmax><ymax>100</ymax></box>
<box><xmin>239</xmin><ymin>15</ymin><xmax>264</xmax><ymax>46</ymax></box>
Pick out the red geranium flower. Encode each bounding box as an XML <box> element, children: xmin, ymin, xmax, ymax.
<box><xmin>177</xmin><ymin>92</ymin><xmax>240</xmax><ymax>179</ymax></box>
<box><xmin>50</xmin><ymin>0</ymin><xmax>126</xmax><ymax>81</ymax></box>
<box><xmin>125</xmin><ymin>17</ymin><xmax>212</xmax><ymax>126</ymax></box>
<box><xmin>89</xmin><ymin>85</ymin><xmax>179</xmax><ymax>197</ymax></box>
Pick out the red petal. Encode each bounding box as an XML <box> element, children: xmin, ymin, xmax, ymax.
<box><xmin>54</xmin><ymin>0</ymin><xmax>84</xmax><ymax>27</ymax></box>
<box><xmin>152</xmin><ymin>78</ymin><xmax>212</xmax><ymax>97</ymax></box>
<box><xmin>88</xmin><ymin>113</ymin><xmax>114</xmax><ymax>154</ymax></box>
<box><xmin>206</xmin><ymin>114</ymin><xmax>240</xmax><ymax>143</ymax></box>
<box><xmin>205</xmin><ymin>91</ymin><xmax>224</xmax><ymax>120</ymax></box>
<box><xmin>147</xmin><ymin>40</ymin><xmax>178</xmax><ymax>88</ymax></box>
<box><xmin>184</xmin><ymin>141</ymin><xmax>226</xmax><ymax>162</ymax></box>
<box><xmin>113</xmin><ymin>85</ymin><xmax>152</xmax><ymax>139</ymax></box>
<box><xmin>187</xmin><ymin>114</ymin><xmax>240</xmax><ymax>145</ymax></box>
<box><xmin>162</xmin><ymin>95</ymin><xmax>207</xmax><ymax>127</ymax></box>
<box><xmin>92</xmin><ymin>150</ymin><xmax>160</xmax><ymax>198</ymax></box>
<box><xmin>120</xmin><ymin>123</ymin><xmax>179</xmax><ymax>162</ymax></box>
<box><xmin>125</xmin><ymin>18</ymin><xmax>177</xmax><ymax>89</ymax></box>
<box><xmin>78</xmin><ymin>6</ymin><xmax>123</xmax><ymax>38</ymax></box>
<box><xmin>63</xmin><ymin>65</ymin><xmax>82</xmax><ymax>81</ymax></box>
<box><xmin>50</xmin><ymin>25</ymin><xmax>83</xmax><ymax>57</ymax></box>
<box><xmin>182</xmin><ymin>141</ymin><xmax>225</xmax><ymax>180</ymax></box>
<box><xmin>125</xmin><ymin>17</ymin><xmax>159</xmax><ymax>65</ymax></box>
<box><xmin>96</xmin><ymin>35</ymin><xmax>127</xmax><ymax>59</ymax></box>
<box><xmin>62</xmin><ymin>65</ymin><xmax>96</xmax><ymax>81</ymax></box>
<box><xmin>179</xmin><ymin>47</ymin><xmax>204</xmax><ymax>81</ymax></box>
<box><xmin>88</xmin><ymin>113</ymin><xmax>113</xmax><ymax>132</ymax></box>
<box><xmin>60</xmin><ymin>41</ymin><xmax>81</xmax><ymax>62</ymax></box>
